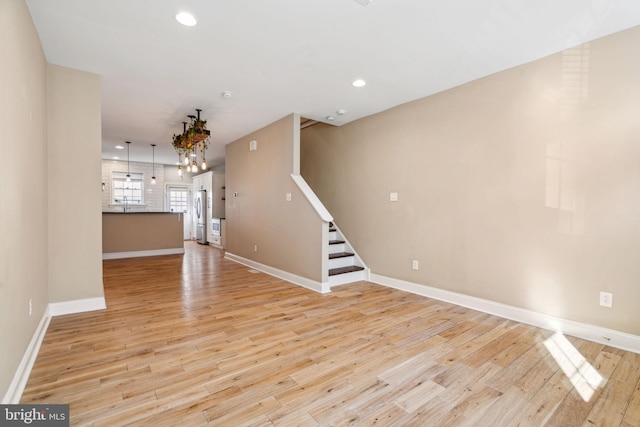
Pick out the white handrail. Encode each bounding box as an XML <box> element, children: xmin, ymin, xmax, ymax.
<box><xmin>290</xmin><ymin>174</ymin><xmax>333</xmax><ymax>223</ymax></box>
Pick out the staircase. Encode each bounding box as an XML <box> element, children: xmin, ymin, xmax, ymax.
<box><xmin>328</xmin><ymin>222</ymin><xmax>367</xmax><ymax>286</ymax></box>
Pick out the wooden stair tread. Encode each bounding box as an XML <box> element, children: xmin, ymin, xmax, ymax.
<box><xmin>329</xmin><ymin>239</ymin><xmax>345</xmax><ymax>245</ymax></box>
<box><xmin>329</xmin><ymin>265</ymin><xmax>365</xmax><ymax>276</ymax></box>
<box><xmin>329</xmin><ymin>252</ymin><xmax>355</xmax><ymax>259</ymax></box>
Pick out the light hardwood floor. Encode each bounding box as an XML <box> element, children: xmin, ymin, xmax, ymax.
<box><xmin>21</xmin><ymin>242</ymin><xmax>640</xmax><ymax>426</ymax></box>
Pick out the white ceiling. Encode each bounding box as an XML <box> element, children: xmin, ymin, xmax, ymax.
<box><xmin>25</xmin><ymin>0</ymin><xmax>640</xmax><ymax>167</ymax></box>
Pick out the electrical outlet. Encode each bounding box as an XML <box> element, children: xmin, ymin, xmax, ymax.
<box><xmin>390</xmin><ymin>192</ymin><xmax>398</xmax><ymax>202</ymax></box>
<box><xmin>412</xmin><ymin>260</ymin><xmax>419</xmax><ymax>270</ymax></box>
<box><xmin>254</xmin><ymin>245</ymin><xmax>258</xmax><ymax>252</ymax></box>
<box><xmin>285</xmin><ymin>192</ymin><xmax>292</xmax><ymax>202</ymax></box>
<box><xmin>599</xmin><ymin>291</ymin><xmax>613</xmax><ymax>308</ymax></box>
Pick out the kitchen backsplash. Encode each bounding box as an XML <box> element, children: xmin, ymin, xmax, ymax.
<box><xmin>101</xmin><ymin>160</ymin><xmax>165</xmax><ymax>212</ymax></box>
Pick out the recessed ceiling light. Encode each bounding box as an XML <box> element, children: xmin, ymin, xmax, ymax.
<box><xmin>115</xmin><ymin>145</ymin><xmax>124</xmax><ymax>149</ymax></box>
<box><xmin>176</xmin><ymin>12</ymin><xmax>197</xmax><ymax>27</ymax></box>
<box><xmin>352</xmin><ymin>79</ymin><xmax>366</xmax><ymax>88</ymax></box>
<box><xmin>222</xmin><ymin>91</ymin><xmax>233</xmax><ymax>99</ymax></box>
<box><xmin>326</xmin><ymin>116</ymin><xmax>336</xmax><ymax>121</ymax></box>
<box><xmin>337</xmin><ymin>109</ymin><xmax>346</xmax><ymax>115</ymax></box>
<box><xmin>112</xmin><ymin>156</ymin><xmax>120</xmax><ymax>160</ymax></box>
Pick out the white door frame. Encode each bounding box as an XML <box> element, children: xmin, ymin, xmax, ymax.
<box><xmin>165</xmin><ymin>183</ymin><xmax>192</xmax><ymax>240</ymax></box>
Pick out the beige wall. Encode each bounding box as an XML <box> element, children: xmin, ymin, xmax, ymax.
<box><xmin>47</xmin><ymin>64</ymin><xmax>104</xmax><ymax>303</ymax></box>
<box><xmin>226</xmin><ymin>114</ymin><xmax>324</xmax><ymax>281</ymax></box>
<box><xmin>0</xmin><ymin>0</ymin><xmax>49</xmax><ymax>399</ymax></box>
<box><xmin>164</xmin><ymin>164</ymin><xmax>193</xmax><ymax>185</ymax></box>
<box><xmin>102</xmin><ymin>213</ymin><xmax>183</xmax><ymax>253</ymax></box>
<box><xmin>1</xmin><ymin>1</ymin><xmax>105</xmax><ymax>399</ymax></box>
<box><xmin>302</xmin><ymin>27</ymin><xmax>640</xmax><ymax>335</ymax></box>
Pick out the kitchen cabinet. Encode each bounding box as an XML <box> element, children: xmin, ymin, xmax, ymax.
<box><xmin>102</xmin><ymin>212</ymin><xmax>184</xmax><ymax>258</ymax></box>
<box><xmin>211</xmin><ymin>171</ymin><xmax>225</xmax><ymax>219</ymax></box>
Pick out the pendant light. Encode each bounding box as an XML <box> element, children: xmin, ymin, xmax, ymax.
<box><xmin>191</xmin><ymin>158</ymin><xmax>198</xmax><ymax>173</ymax></box>
<box><xmin>125</xmin><ymin>141</ymin><xmax>131</xmax><ymax>182</ymax></box>
<box><xmin>150</xmin><ymin>144</ymin><xmax>157</xmax><ymax>184</ymax></box>
<box><xmin>201</xmin><ymin>143</ymin><xmax>207</xmax><ymax>170</ymax></box>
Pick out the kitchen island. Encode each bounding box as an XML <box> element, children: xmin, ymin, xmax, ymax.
<box><xmin>102</xmin><ymin>212</ymin><xmax>184</xmax><ymax>259</ymax></box>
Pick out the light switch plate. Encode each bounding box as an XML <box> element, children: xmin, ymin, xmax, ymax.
<box><xmin>390</xmin><ymin>192</ymin><xmax>398</xmax><ymax>202</ymax></box>
<box><xmin>285</xmin><ymin>192</ymin><xmax>292</xmax><ymax>201</ymax></box>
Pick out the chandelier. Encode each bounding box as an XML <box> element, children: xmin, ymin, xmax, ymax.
<box><xmin>172</xmin><ymin>109</ymin><xmax>210</xmax><ymax>176</ymax></box>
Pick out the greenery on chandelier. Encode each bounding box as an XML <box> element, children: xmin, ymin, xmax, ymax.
<box><xmin>172</xmin><ymin>109</ymin><xmax>211</xmax><ymax>175</ymax></box>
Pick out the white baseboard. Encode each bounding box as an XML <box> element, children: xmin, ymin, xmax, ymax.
<box><xmin>370</xmin><ymin>273</ymin><xmax>640</xmax><ymax>355</ymax></box>
<box><xmin>2</xmin><ymin>310</ymin><xmax>50</xmax><ymax>404</ymax></box>
<box><xmin>48</xmin><ymin>297</ymin><xmax>107</xmax><ymax>317</ymax></box>
<box><xmin>225</xmin><ymin>252</ymin><xmax>330</xmax><ymax>294</ymax></box>
<box><xmin>2</xmin><ymin>297</ymin><xmax>107</xmax><ymax>404</ymax></box>
<box><xmin>102</xmin><ymin>248</ymin><xmax>184</xmax><ymax>260</ymax></box>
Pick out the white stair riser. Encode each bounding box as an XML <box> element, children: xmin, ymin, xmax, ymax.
<box><xmin>329</xmin><ymin>269</ymin><xmax>367</xmax><ymax>286</ymax></box>
<box><xmin>327</xmin><ymin>223</ymin><xmax>368</xmax><ymax>287</ymax></box>
<box><xmin>329</xmin><ymin>243</ymin><xmax>346</xmax><ymax>254</ymax></box>
<box><xmin>329</xmin><ymin>256</ymin><xmax>356</xmax><ymax>269</ymax></box>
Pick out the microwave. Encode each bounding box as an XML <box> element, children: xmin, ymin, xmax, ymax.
<box><xmin>211</xmin><ymin>218</ymin><xmax>221</xmax><ymax>236</ymax></box>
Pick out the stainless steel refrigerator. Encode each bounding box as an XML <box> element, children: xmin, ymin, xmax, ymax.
<box><xmin>194</xmin><ymin>189</ymin><xmax>207</xmax><ymax>244</ymax></box>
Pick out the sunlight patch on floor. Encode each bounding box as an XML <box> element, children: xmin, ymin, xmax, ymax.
<box><xmin>544</xmin><ymin>332</ymin><xmax>604</xmax><ymax>402</ymax></box>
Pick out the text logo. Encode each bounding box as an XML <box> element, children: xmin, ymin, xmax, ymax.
<box><xmin>0</xmin><ymin>405</ymin><xmax>69</xmax><ymax>426</ymax></box>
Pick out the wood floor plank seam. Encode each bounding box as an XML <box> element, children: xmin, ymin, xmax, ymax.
<box><xmin>20</xmin><ymin>242</ymin><xmax>640</xmax><ymax>425</ymax></box>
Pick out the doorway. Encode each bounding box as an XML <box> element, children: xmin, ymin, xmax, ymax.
<box><xmin>167</xmin><ymin>185</ymin><xmax>192</xmax><ymax>240</ymax></box>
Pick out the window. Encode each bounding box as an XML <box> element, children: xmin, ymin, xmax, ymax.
<box><xmin>112</xmin><ymin>172</ymin><xmax>144</xmax><ymax>205</ymax></box>
<box><xmin>168</xmin><ymin>187</ymin><xmax>189</xmax><ymax>213</ymax></box>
